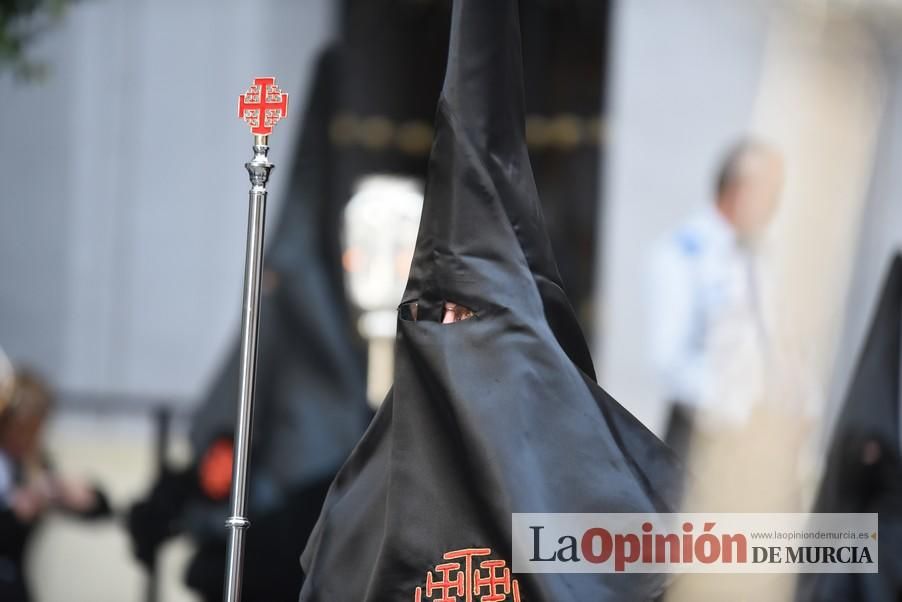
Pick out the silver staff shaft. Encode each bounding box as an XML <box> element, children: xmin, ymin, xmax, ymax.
<box><xmin>223</xmin><ymin>134</ymin><xmax>273</xmax><ymax>602</ymax></box>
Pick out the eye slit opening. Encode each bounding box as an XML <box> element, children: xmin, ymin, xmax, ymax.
<box><xmin>398</xmin><ymin>301</ymin><xmax>419</xmax><ymax>322</ymax></box>
<box><xmin>398</xmin><ymin>300</ymin><xmax>476</xmax><ymax>323</ymax></box>
<box><xmin>442</xmin><ymin>301</ymin><xmax>475</xmax><ymax>324</ymax></box>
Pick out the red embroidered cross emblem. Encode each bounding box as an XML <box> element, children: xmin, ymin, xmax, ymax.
<box><xmin>426</xmin><ymin>562</ymin><xmax>465</xmax><ymax>602</ymax></box>
<box><xmin>473</xmin><ymin>560</ymin><xmax>514</xmax><ymax>602</ymax></box>
<box><xmin>414</xmin><ymin>548</ymin><xmax>523</xmax><ymax>602</ymax></box>
<box><xmin>238</xmin><ymin>77</ymin><xmax>288</xmax><ymax>135</ymax></box>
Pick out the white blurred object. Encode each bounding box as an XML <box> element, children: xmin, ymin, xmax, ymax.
<box><xmin>342</xmin><ymin>174</ymin><xmax>424</xmax><ymax>406</ymax></box>
<box><xmin>343</xmin><ymin>175</ymin><xmax>424</xmax><ymax>317</ymax></box>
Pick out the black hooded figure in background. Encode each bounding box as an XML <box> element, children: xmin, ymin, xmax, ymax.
<box><xmin>127</xmin><ymin>49</ymin><xmax>372</xmax><ymax>601</ymax></box>
<box><xmin>178</xmin><ymin>47</ymin><xmax>375</xmax><ymax>601</ymax></box>
<box><xmin>299</xmin><ymin>0</ymin><xmax>681</xmax><ymax>599</ymax></box>
<box><xmin>797</xmin><ymin>254</ymin><xmax>902</xmax><ymax>602</ymax></box>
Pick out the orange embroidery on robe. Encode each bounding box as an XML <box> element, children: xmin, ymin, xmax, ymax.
<box><xmin>199</xmin><ymin>437</ymin><xmax>234</xmax><ymax>501</ymax></box>
<box><xmin>414</xmin><ymin>548</ymin><xmax>523</xmax><ymax>602</ymax></box>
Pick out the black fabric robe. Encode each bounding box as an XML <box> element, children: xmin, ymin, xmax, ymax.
<box><xmin>299</xmin><ymin>1</ymin><xmax>681</xmax><ymax>600</ymax></box>
<box><xmin>796</xmin><ymin>254</ymin><xmax>902</xmax><ymax>602</ymax></box>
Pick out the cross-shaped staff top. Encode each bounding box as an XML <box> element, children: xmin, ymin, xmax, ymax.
<box><xmin>238</xmin><ymin>76</ymin><xmax>289</xmax><ymax>137</ymax></box>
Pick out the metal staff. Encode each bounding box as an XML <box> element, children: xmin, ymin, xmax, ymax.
<box><xmin>224</xmin><ymin>77</ymin><xmax>289</xmax><ymax>602</ymax></box>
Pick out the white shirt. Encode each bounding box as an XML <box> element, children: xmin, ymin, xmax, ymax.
<box><xmin>647</xmin><ymin>206</ymin><xmax>771</xmax><ymax>426</ymax></box>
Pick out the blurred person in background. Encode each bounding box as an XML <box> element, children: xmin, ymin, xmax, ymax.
<box><xmin>647</xmin><ymin>138</ymin><xmax>784</xmax><ymax>461</ymax></box>
<box><xmin>651</xmin><ymin>140</ymin><xmax>818</xmax><ymax>602</ymax></box>
<box><xmin>0</xmin><ymin>361</ymin><xmax>111</xmax><ymax>602</ymax></box>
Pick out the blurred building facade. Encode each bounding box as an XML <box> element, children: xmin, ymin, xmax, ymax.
<box><xmin>0</xmin><ymin>1</ymin><xmax>335</xmax><ymax>600</ymax></box>
<box><xmin>0</xmin><ymin>0</ymin><xmax>334</xmax><ymax>402</ymax></box>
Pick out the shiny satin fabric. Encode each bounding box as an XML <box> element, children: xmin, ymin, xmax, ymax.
<box><xmin>299</xmin><ymin>0</ymin><xmax>681</xmax><ymax>599</ymax></box>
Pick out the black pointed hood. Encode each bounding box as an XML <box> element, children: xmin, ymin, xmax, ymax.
<box><xmin>300</xmin><ymin>2</ymin><xmax>679</xmax><ymax>600</ymax></box>
<box><xmin>403</xmin><ymin>0</ymin><xmax>595</xmax><ymax>378</ymax></box>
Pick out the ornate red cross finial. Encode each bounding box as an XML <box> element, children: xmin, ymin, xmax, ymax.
<box><xmin>238</xmin><ymin>76</ymin><xmax>289</xmax><ymax>136</ymax></box>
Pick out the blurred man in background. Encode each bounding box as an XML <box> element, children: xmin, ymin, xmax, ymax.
<box><xmin>650</xmin><ymin>141</ymin><xmax>807</xmax><ymax>600</ymax></box>
<box><xmin>648</xmin><ymin>139</ymin><xmax>784</xmax><ymax>460</ymax></box>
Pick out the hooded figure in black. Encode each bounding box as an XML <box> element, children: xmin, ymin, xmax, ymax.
<box><xmin>796</xmin><ymin>254</ymin><xmax>902</xmax><ymax>602</ymax></box>
<box><xmin>127</xmin><ymin>48</ymin><xmax>371</xmax><ymax>602</ymax></box>
<box><xmin>299</xmin><ymin>1</ymin><xmax>681</xmax><ymax>600</ymax></box>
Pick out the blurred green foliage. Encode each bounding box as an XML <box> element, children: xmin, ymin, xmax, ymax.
<box><xmin>0</xmin><ymin>0</ymin><xmax>70</xmax><ymax>79</ymax></box>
